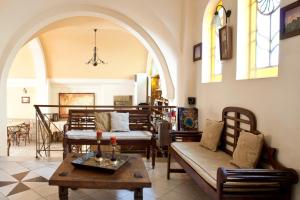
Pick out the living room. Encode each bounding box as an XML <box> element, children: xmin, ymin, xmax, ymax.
<box><xmin>0</xmin><ymin>0</ymin><xmax>300</xmax><ymax>200</ymax></box>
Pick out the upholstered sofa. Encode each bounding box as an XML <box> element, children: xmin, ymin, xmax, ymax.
<box><xmin>63</xmin><ymin>108</ymin><xmax>156</xmax><ymax>168</ymax></box>
<box><xmin>167</xmin><ymin>107</ymin><xmax>298</xmax><ymax>200</ymax></box>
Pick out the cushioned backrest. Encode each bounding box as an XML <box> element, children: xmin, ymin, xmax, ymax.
<box><xmin>221</xmin><ymin>107</ymin><xmax>257</xmax><ymax>155</ymax></box>
<box><xmin>68</xmin><ymin>108</ymin><xmax>151</xmax><ymax>131</ymax></box>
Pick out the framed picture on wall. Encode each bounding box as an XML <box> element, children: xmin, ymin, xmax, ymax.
<box><xmin>58</xmin><ymin>93</ymin><xmax>95</xmax><ymax>118</ymax></box>
<box><xmin>113</xmin><ymin>95</ymin><xmax>133</xmax><ymax>106</ymax></box>
<box><xmin>193</xmin><ymin>43</ymin><xmax>202</xmax><ymax>62</ymax></box>
<box><xmin>219</xmin><ymin>25</ymin><xmax>232</xmax><ymax>60</ymax></box>
<box><xmin>177</xmin><ymin>107</ymin><xmax>198</xmax><ymax>131</ymax></box>
<box><xmin>280</xmin><ymin>1</ymin><xmax>300</xmax><ymax>39</ymax></box>
<box><xmin>21</xmin><ymin>96</ymin><xmax>30</xmax><ymax>104</ymax></box>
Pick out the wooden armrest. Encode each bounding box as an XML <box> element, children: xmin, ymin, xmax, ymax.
<box><xmin>170</xmin><ymin>130</ymin><xmax>202</xmax><ymax>134</ymax></box>
<box><xmin>169</xmin><ymin>131</ymin><xmax>202</xmax><ymax>142</ymax></box>
<box><xmin>217</xmin><ymin>167</ymin><xmax>299</xmax><ymax>184</ymax></box>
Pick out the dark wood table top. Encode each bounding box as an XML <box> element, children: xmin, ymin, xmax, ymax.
<box><xmin>49</xmin><ymin>153</ymin><xmax>151</xmax><ymax>190</ymax></box>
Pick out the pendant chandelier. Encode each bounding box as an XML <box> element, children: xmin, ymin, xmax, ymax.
<box><xmin>86</xmin><ymin>28</ymin><xmax>107</xmax><ymax>66</ymax></box>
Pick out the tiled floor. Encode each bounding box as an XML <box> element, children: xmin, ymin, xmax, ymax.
<box><xmin>0</xmin><ymin>154</ymin><xmax>210</xmax><ymax>200</ymax></box>
<box><xmin>6</xmin><ymin>141</ymin><xmax>210</xmax><ymax>199</ymax></box>
<box><xmin>9</xmin><ymin>142</ymin><xmax>62</xmax><ymax>158</ymax></box>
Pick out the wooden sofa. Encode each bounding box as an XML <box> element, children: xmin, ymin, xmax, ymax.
<box><xmin>167</xmin><ymin>107</ymin><xmax>299</xmax><ymax>200</ymax></box>
<box><xmin>63</xmin><ymin>108</ymin><xmax>156</xmax><ymax>168</ymax></box>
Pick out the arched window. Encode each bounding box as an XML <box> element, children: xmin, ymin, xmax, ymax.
<box><xmin>237</xmin><ymin>0</ymin><xmax>280</xmax><ymax>79</ymax></box>
<box><xmin>211</xmin><ymin>0</ymin><xmax>224</xmax><ymax>82</ymax></box>
<box><xmin>202</xmin><ymin>0</ymin><xmax>225</xmax><ymax>83</ymax></box>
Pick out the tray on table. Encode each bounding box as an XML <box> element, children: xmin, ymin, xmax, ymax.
<box><xmin>71</xmin><ymin>152</ymin><xmax>130</xmax><ymax>173</ymax></box>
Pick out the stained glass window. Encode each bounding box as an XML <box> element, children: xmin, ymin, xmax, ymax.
<box><xmin>250</xmin><ymin>0</ymin><xmax>279</xmax><ymax>78</ymax></box>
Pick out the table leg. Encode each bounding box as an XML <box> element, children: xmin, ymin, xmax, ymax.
<box><xmin>134</xmin><ymin>188</ymin><xmax>143</xmax><ymax>200</ymax></box>
<box><xmin>59</xmin><ymin>186</ymin><xmax>68</xmax><ymax>200</ymax></box>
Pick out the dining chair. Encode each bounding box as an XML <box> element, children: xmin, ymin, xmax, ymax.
<box><xmin>7</xmin><ymin>125</ymin><xmax>20</xmax><ymax>146</ymax></box>
<box><xmin>17</xmin><ymin>123</ymin><xmax>31</xmax><ymax>146</ymax></box>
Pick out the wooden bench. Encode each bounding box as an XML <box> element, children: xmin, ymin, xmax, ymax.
<box><xmin>167</xmin><ymin>107</ymin><xmax>298</xmax><ymax>200</ymax></box>
<box><xmin>63</xmin><ymin>108</ymin><xmax>156</xmax><ymax>168</ymax></box>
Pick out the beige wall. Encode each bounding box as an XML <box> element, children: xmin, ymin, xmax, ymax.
<box><xmin>39</xmin><ymin>18</ymin><xmax>148</xmax><ymax>79</ymax></box>
<box><xmin>7</xmin><ymin>87</ymin><xmax>36</xmax><ymax>119</ymax></box>
<box><xmin>7</xmin><ymin>38</ymin><xmax>47</xmax><ymax>119</ymax></box>
<box><xmin>8</xmin><ymin>44</ymin><xmax>35</xmax><ymax>78</ymax></box>
<box><xmin>192</xmin><ymin>0</ymin><xmax>300</xmax><ymax>198</ymax></box>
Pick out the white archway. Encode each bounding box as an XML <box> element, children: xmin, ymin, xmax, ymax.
<box><xmin>0</xmin><ymin>4</ymin><xmax>175</xmax><ymax>155</ymax></box>
<box><xmin>29</xmin><ymin>38</ymin><xmax>49</xmax><ymax>105</ymax></box>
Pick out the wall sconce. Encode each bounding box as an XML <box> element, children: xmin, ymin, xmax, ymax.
<box><xmin>213</xmin><ymin>5</ymin><xmax>231</xmax><ymax>26</ymax></box>
<box><xmin>21</xmin><ymin>88</ymin><xmax>30</xmax><ymax>104</ymax></box>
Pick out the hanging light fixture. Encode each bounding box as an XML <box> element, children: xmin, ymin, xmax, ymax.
<box><xmin>86</xmin><ymin>28</ymin><xmax>107</xmax><ymax>66</ymax></box>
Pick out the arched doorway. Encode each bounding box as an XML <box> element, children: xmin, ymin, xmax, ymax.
<box><xmin>0</xmin><ymin>5</ymin><xmax>175</xmax><ymax>155</ymax></box>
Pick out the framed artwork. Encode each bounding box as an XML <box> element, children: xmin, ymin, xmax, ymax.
<box><xmin>177</xmin><ymin>107</ymin><xmax>198</xmax><ymax>131</ymax></box>
<box><xmin>280</xmin><ymin>1</ymin><xmax>300</xmax><ymax>40</ymax></box>
<box><xmin>113</xmin><ymin>95</ymin><xmax>133</xmax><ymax>106</ymax></box>
<box><xmin>219</xmin><ymin>25</ymin><xmax>232</xmax><ymax>60</ymax></box>
<box><xmin>21</xmin><ymin>96</ymin><xmax>30</xmax><ymax>104</ymax></box>
<box><xmin>59</xmin><ymin>93</ymin><xmax>95</xmax><ymax>118</ymax></box>
<box><xmin>193</xmin><ymin>43</ymin><xmax>202</xmax><ymax>62</ymax></box>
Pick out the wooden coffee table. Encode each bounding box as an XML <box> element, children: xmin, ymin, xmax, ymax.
<box><xmin>49</xmin><ymin>153</ymin><xmax>151</xmax><ymax>200</ymax></box>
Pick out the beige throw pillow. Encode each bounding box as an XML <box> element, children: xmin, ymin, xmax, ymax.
<box><xmin>95</xmin><ymin>112</ymin><xmax>111</xmax><ymax>131</ymax></box>
<box><xmin>231</xmin><ymin>131</ymin><xmax>264</xmax><ymax>168</ymax></box>
<box><xmin>200</xmin><ymin>119</ymin><xmax>224</xmax><ymax>151</ymax></box>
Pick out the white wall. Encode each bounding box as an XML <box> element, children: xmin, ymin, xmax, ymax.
<box><xmin>134</xmin><ymin>73</ymin><xmax>148</xmax><ymax>105</ymax></box>
<box><xmin>49</xmin><ymin>79</ymin><xmax>135</xmax><ymax>106</ymax></box>
<box><xmin>192</xmin><ymin>0</ymin><xmax>300</xmax><ymax>198</ymax></box>
<box><xmin>7</xmin><ymin>86</ymin><xmax>36</xmax><ymax>119</ymax></box>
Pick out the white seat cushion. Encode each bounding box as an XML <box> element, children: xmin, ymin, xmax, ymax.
<box><xmin>66</xmin><ymin>130</ymin><xmax>152</xmax><ymax>140</ymax></box>
<box><xmin>171</xmin><ymin>142</ymin><xmax>237</xmax><ymax>189</ymax></box>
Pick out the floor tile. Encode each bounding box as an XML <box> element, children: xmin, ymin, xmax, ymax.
<box><xmin>0</xmin><ymin>171</ymin><xmax>17</xmax><ymax>182</ymax></box>
<box><xmin>32</xmin><ymin>167</ymin><xmax>55</xmax><ymax>180</ymax></box>
<box><xmin>7</xmin><ymin>189</ymin><xmax>42</xmax><ymax>200</ymax></box>
<box><xmin>31</xmin><ymin>184</ymin><xmax>57</xmax><ymax>197</ymax></box>
<box><xmin>18</xmin><ymin>161</ymin><xmax>47</xmax><ymax>171</ymax></box>
<box><xmin>12</xmin><ymin>172</ymin><xmax>29</xmax><ymax>181</ymax></box>
<box><xmin>0</xmin><ymin>183</ymin><xmax>18</xmax><ymax>196</ymax></box>
<box><xmin>7</xmin><ymin>183</ymin><xmax>30</xmax><ymax>196</ymax></box>
<box><xmin>22</xmin><ymin>171</ymin><xmax>42</xmax><ymax>182</ymax></box>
